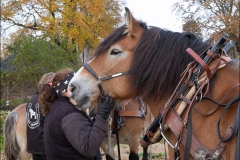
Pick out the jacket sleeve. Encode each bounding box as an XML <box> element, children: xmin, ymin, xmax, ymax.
<box><xmin>62</xmin><ymin>112</ymin><xmax>108</xmax><ymax>157</ymax></box>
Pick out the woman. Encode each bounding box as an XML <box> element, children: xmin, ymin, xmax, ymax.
<box><xmin>39</xmin><ymin>68</ymin><xmax>115</xmax><ymax>160</ymax></box>
<box><xmin>26</xmin><ymin>72</ymin><xmax>55</xmax><ymax>160</ymax></box>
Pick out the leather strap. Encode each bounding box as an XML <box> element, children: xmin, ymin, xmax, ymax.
<box><xmin>118</xmin><ymin>110</ymin><xmax>143</xmax><ymax>117</ymax></box>
<box><xmin>217</xmin><ymin>95</ymin><xmax>240</xmax><ymax>142</ymax></box>
<box><xmin>161</xmin><ymin>107</ymin><xmax>213</xmax><ymax>159</ymax></box>
<box><xmin>207</xmin><ymin>49</ymin><xmax>220</xmax><ymax>59</ymax></box>
<box><xmin>236</xmin><ymin>127</ymin><xmax>240</xmax><ymax>160</ymax></box>
<box><xmin>213</xmin><ymin>127</ymin><xmax>233</xmax><ymax>159</ymax></box>
<box><xmin>216</xmin><ymin>96</ymin><xmax>240</xmax><ymax>160</ymax></box>
<box><xmin>186</xmin><ymin>48</ymin><xmax>212</xmax><ymax>79</ymax></box>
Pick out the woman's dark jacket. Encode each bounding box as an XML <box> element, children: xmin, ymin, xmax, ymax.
<box><xmin>26</xmin><ymin>93</ymin><xmax>46</xmax><ymax>155</ymax></box>
<box><xmin>44</xmin><ymin>96</ymin><xmax>107</xmax><ymax>160</ymax></box>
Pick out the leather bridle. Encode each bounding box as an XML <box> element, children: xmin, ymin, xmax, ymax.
<box><xmin>82</xmin><ymin>63</ymin><xmax>129</xmax><ymax>98</ymax></box>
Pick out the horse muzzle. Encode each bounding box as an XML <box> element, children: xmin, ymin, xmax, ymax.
<box><xmin>67</xmin><ymin>87</ymin><xmax>78</xmax><ymax>106</ymax></box>
<box><xmin>67</xmin><ymin>81</ymin><xmax>95</xmax><ymax>109</ymax></box>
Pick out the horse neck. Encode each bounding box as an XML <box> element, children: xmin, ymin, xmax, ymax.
<box><xmin>145</xmin><ymin>98</ymin><xmax>169</xmax><ymax>118</ymax></box>
<box><xmin>208</xmin><ymin>63</ymin><xmax>239</xmax><ymax>103</ymax></box>
<box><xmin>142</xmin><ymin>63</ymin><xmax>239</xmax><ymax>120</ymax></box>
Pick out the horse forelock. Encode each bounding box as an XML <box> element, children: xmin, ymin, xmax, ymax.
<box><xmin>94</xmin><ymin>25</ymin><xmax>127</xmax><ymax>57</ymax></box>
<box><xmin>130</xmin><ymin>27</ymin><xmax>211</xmax><ymax>101</ymax></box>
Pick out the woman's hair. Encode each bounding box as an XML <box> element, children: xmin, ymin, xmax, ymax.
<box><xmin>39</xmin><ymin>68</ymin><xmax>73</xmax><ymax>116</ymax></box>
<box><xmin>38</xmin><ymin>72</ymin><xmax>55</xmax><ymax>90</ymax></box>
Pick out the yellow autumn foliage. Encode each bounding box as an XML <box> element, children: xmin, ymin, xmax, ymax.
<box><xmin>1</xmin><ymin>0</ymin><xmax>125</xmax><ymax>53</ymax></box>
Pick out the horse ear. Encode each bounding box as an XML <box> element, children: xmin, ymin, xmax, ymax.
<box><xmin>124</xmin><ymin>7</ymin><xmax>142</xmax><ymax>37</ymax></box>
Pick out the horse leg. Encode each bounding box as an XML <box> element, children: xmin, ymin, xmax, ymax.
<box><xmin>105</xmin><ymin>147</ymin><xmax>115</xmax><ymax>160</ymax></box>
<box><xmin>101</xmin><ymin>138</ymin><xmax>116</xmax><ymax>160</ymax></box>
<box><xmin>128</xmin><ymin>136</ymin><xmax>139</xmax><ymax>160</ymax></box>
<box><xmin>16</xmin><ymin>104</ymin><xmax>32</xmax><ymax>160</ymax></box>
<box><xmin>105</xmin><ymin>154</ymin><xmax>115</xmax><ymax>160</ymax></box>
<box><xmin>16</xmin><ymin>124</ymin><xmax>32</xmax><ymax>160</ymax></box>
<box><xmin>142</xmin><ymin>147</ymin><xmax>148</xmax><ymax>160</ymax></box>
<box><xmin>129</xmin><ymin>152</ymin><xmax>139</xmax><ymax>160</ymax></box>
<box><xmin>18</xmin><ymin>148</ymin><xmax>32</xmax><ymax>160</ymax></box>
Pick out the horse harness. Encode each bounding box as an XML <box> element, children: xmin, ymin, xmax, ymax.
<box><xmin>111</xmin><ymin>97</ymin><xmax>148</xmax><ymax>137</ymax></box>
<box><xmin>154</xmin><ymin>39</ymin><xmax>239</xmax><ymax>160</ymax></box>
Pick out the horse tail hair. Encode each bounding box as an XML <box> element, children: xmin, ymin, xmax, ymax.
<box><xmin>3</xmin><ymin>112</ymin><xmax>20</xmax><ymax>160</ymax></box>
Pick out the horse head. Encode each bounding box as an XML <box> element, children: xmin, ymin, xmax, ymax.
<box><xmin>68</xmin><ymin>7</ymin><xmax>143</xmax><ymax>110</ymax></box>
<box><xmin>68</xmin><ymin>7</ymin><xmax>210</xmax><ymax>114</ymax></box>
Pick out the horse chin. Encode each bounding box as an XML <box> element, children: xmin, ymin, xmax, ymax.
<box><xmin>75</xmin><ymin>96</ymin><xmax>92</xmax><ymax>109</ymax></box>
<box><xmin>69</xmin><ymin>98</ymin><xmax>78</xmax><ymax>106</ymax></box>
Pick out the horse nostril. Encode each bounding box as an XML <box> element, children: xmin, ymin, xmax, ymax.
<box><xmin>71</xmin><ymin>87</ymin><xmax>75</xmax><ymax>92</ymax></box>
<box><xmin>67</xmin><ymin>85</ymin><xmax>75</xmax><ymax>96</ymax></box>
<box><xmin>68</xmin><ymin>82</ymin><xmax>80</xmax><ymax>96</ymax></box>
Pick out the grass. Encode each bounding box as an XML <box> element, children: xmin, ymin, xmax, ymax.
<box><xmin>0</xmin><ymin>135</ymin><xmax>4</xmax><ymax>153</ymax></box>
<box><xmin>138</xmin><ymin>139</ymin><xmax>165</xmax><ymax>159</ymax></box>
<box><xmin>117</xmin><ymin>143</ymin><xmax>165</xmax><ymax>159</ymax></box>
<box><xmin>138</xmin><ymin>151</ymin><xmax>165</xmax><ymax>159</ymax></box>
<box><xmin>0</xmin><ymin>110</ymin><xmax>10</xmax><ymax>153</ymax></box>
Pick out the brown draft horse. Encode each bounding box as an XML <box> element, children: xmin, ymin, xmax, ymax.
<box><xmin>3</xmin><ymin>98</ymin><xmax>152</xmax><ymax>160</ymax></box>
<box><xmin>68</xmin><ymin>7</ymin><xmax>240</xmax><ymax>160</ymax></box>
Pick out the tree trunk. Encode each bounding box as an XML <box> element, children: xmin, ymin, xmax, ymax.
<box><xmin>20</xmin><ymin>89</ymin><xmax>27</xmax><ymax>102</ymax></box>
<box><xmin>80</xmin><ymin>46</ymin><xmax>91</xmax><ymax>63</ymax></box>
<box><xmin>6</xmin><ymin>84</ymin><xmax>9</xmax><ymax>100</ymax></box>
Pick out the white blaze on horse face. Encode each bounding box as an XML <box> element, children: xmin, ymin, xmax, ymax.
<box><xmin>68</xmin><ymin>66</ymin><xmax>99</xmax><ymax>109</ymax></box>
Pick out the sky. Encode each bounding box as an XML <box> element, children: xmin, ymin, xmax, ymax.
<box><xmin>1</xmin><ymin>0</ymin><xmax>183</xmax><ymax>58</ymax></box>
<box><xmin>125</xmin><ymin>0</ymin><xmax>183</xmax><ymax>32</ymax></box>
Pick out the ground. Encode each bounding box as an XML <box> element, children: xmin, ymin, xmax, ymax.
<box><xmin>0</xmin><ymin>141</ymin><xmax>166</xmax><ymax>160</ymax></box>
<box><xmin>102</xmin><ymin>141</ymin><xmax>166</xmax><ymax>160</ymax></box>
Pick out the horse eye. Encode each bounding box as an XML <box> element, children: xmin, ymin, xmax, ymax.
<box><xmin>110</xmin><ymin>49</ymin><xmax>122</xmax><ymax>55</ymax></box>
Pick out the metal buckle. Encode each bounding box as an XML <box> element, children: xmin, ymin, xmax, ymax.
<box><xmin>196</xmin><ymin>92</ymin><xmax>203</xmax><ymax>102</ymax></box>
<box><xmin>212</xmin><ymin>149</ymin><xmax>220</xmax><ymax>159</ymax></box>
<box><xmin>160</xmin><ymin>123</ymin><xmax>175</xmax><ymax>149</ymax></box>
<box><xmin>195</xmin><ymin>149</ymin><xmax>208</xmax><ymax>160</ymax></box>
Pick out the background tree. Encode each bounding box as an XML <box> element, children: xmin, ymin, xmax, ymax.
<box><xmin>182</xmin><ymin>20</ymin><xmax>203</xmax><ymax>37</ymax></box>
<box><xmin>1</xmin><ymin>0</ymin><xmax>125</xmax><ymax>61</ymax></box>
<box><xmin>1</xmin><ymin>34</ymin><xmax>80</xmax><ymax>100</ymax></box>
<box><xmin>172</xmin><ymin>0</ymin><xmax>239</xmax><ymax>58</ymax></box>
<box><xmin>1</xmin><ymin>0</ymin><xmax>125</xmax><ymax>102</ymax></box>
<box><xmin>7</xmin><ymin>34</ymin><xmax>80</xmax><ymax>84</ymax></box>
